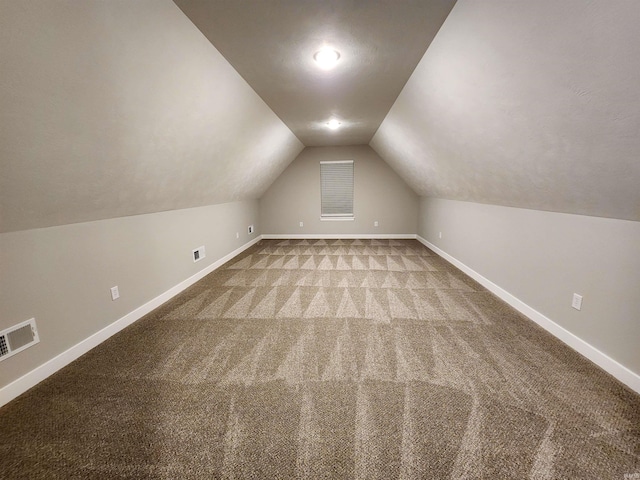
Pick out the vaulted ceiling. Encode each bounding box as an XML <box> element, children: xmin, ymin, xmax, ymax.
<box><xmin>0</xmin><ymin>0</ymin><xmax>304</xmax><ymax>232</ymax></box>
<box><xmin>1</xmin><ymin>0</ymin><xmax>639</xmax><ymax>233</ymax></box>
<box><xmin>173</xmin><ymin>0</ymin><xmax>456</xmax><ymax>146</ymax></box>
<box><xmin>371</xmin><ymin>1</ymin><xmax>640</xmax><ymax>221</ymax></box>
<box><xmin>175</xmin><ymin>0</ymin><xmax>640</xmax><ymax>222</ymax></box>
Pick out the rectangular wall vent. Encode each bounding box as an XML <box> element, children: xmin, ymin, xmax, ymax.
<box><xmin>0</xmin><ymin>318</ymin><xmax>39</xmax><ymax>362</ymax></box>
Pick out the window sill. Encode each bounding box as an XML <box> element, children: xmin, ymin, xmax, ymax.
<box><xmin>320</xmin><ymin>217</ymin><xmax>355</xmax><ymax>221</ymax></box>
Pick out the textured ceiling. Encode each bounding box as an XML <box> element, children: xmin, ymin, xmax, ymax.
<box><xmin>0</xmin><ymin>0</ymin><xmax>303</xmax><ymax>233</ymax></box>
<box><xmin>2</xmin><ymin>0</ymin><xmax>638</xmax><ymax>233</ymax></box>
<box><xmin>173</xmin><ymin>0</ymin><xmax>456</xmax><ymax>146</ymax></box>
<box><xmin>371</xmin><ymin>0</ymin><xmax>640</xmax><ymax>221</ymax></box>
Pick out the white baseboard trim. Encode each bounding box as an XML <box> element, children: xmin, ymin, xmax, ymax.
<box><xmin>0</xmin><ymin>236</ymin><xmax>262</xmax><ymax>408</ymax></box>
<box><xmin>416</xmin><ymin>235</ymin><xmax>640</xmax><ymax>394</ymax></box>
<box><xmin>262</xmin><ymin>233</ymin><xmax>418</xmax><ymax>240</ymax></box>
<box><xmin>6</xmin><ymin>232</ymin><xmax>637</xmax><ymax>406</ymax></box>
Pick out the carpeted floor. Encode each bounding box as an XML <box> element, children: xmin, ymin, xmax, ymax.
<box><xmin>1</xmin><ymin>239</ymin><xmax>639</xmax><ymax>479</ymax></box>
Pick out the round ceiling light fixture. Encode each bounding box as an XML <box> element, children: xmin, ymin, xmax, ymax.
<box><xmin>326</xmin><ymin>119</ymin><xmax>341</xmax><ymax>130</ymax></box>
<box><xmin>314</xmin><ymin>47</ymin><xmax>340</xmax><ymax>70</ymax></box>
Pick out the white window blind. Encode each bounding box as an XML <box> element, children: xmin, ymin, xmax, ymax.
<box><xmin>320</xmin><ymin>160</ymin><xmax>354</xmax><ymax>218</ymax></box>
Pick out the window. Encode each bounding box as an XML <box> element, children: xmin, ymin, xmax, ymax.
<box><xmin>320</xmin><ymin>160</ymin><xmax>354</xmax><ymax>220</ymax></box>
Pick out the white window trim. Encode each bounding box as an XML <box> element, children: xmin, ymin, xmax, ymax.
<box><xmin>320</xmin><ymin>217</ymin><xmax>355</xmax><ymax>221</ymax></box>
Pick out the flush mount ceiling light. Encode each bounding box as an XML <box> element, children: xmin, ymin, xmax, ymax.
<box><xmin>326</xmin><ymin>119</ymin><xmax>341</xmax><ymax>130</ymax></box>
<box><xmin>314</xmin><ymin>47</ymin><xmax>340</xmax><ymax>70</ymax></box>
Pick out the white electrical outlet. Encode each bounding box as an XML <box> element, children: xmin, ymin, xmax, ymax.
<box><xmin>192</xmin><ymin>246</ymin><xmax>206</xmax><ymax>263</ymax></box>
<box><xmin>572</xmin><ymin>293</ymin><xmax>583</xmax><ymax>311</ymax></box>
<box><xmin>248</xmin><ymin>225</ymin><xmax>254</xmax><ymax>234</ymax></box>
<box><xmin>374</xmin><ymin>221</ymin><xmax>379</xmax><ymax>227</ymax></box>
<box><xmin>299</xmin><ymin>221</ymin><xmax>304</xmax><ymax>227</ymax></box>
<box><xmin>439</xmin><ymin>232</ymin><xmax>442</xmax><ymax>239</ymax></box>
<box><xmin>236</xmin><ymin>232</ymin><xmax>239</xmax><ymax>239</ymax></box>
<box><xmin>110</xmin><ymin>286</ymin><xmax>120</xmax><ymax>301</ymax></box>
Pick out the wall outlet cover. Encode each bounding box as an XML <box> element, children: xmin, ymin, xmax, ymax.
<box><xmin>248</xmin><ymin>225</ymin><xmax>254</xmax><ymax>234</ymax></box>
<box><xmin>192</xmin><ymin>246</ymin><xmax>206</xmax><ymax>263</ymax></box>
<box><xmin>572</xmin><ymin>293</ymin><xmax>583</xmax><ymax>311</ymax></box>
<box><xmin>110</xmin><ymin>286</ymin><xmax>120</xmax><ymax>301</ymax></box>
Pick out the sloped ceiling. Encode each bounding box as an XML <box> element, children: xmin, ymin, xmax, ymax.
<box><xmin>0</xmin><ymin>0</ymin><xmax>303</xmax><ymax>233</ymax></box>
<box><xmin>371</xmin><ymin>0</ymin><xmax>640</xmax><ymax>221</ymax></box>
<box><xmin>174</xmin><ymin>0</ymin><xmax>456</xmax><ymax>146</ymax></box>
<box><xmin>2</xmin><ymin>1</ymin><xmax>638</xmax><ymax>233</ymax></box>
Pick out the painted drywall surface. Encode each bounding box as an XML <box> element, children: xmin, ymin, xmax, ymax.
<box><xmin>419</xmin><ymin>197</ymin><xmax>640</xmax><ymax>376</ymax></box>
<box><xmin>260</xmin><ymin>146</ymin><xmax>418</xmax><ymax>235</ymax></box>
<box><xmin>371</xmin><ymin>0</ymin><xmax>640</xmax><ymax>221</ymax></box>
<box><xmin>0</xmin><ymin>0</ymin><xmax>302</xmax><ymax>233</ymax></box>
<box><xmin>174</xmin><ymin>0</ymin><xmax>456</xmax><ymax>146</ymax></box>
<box><xmin>0</xmin><ymin>201</ymin><xmax>259</xmax><ymax>389</ymax></box>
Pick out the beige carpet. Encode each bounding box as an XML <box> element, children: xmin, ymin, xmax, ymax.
<box><xmin>2</xmin><ymin>239</ymin><xmax>639</xmax><ymax>479</ymax></box>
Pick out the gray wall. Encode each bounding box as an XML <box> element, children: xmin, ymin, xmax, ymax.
<box><xmin>418</xmin><ymin>197</ymin><xmax>640</xmax><ymax>377</ymax></box>
<box><xmin>0</xmin><ymin>201</ymin><xmax>259</xmax><ymax>389</ymax></box>
<box><xmin>260</xmin><ymin>146</ymin><xmax>418</xmax><ymax>236</ymax></box>
<box><xmin>0</xmin><ymin>0</ymin><xmax>300</xmax><ymax>394</ymax></box>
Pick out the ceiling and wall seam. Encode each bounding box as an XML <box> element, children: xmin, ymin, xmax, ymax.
<box><xmin>370</xmin><ymin>1</ymin><xmax>640</xmax><ymax>222</ymax></box>
<box><xmin>0</xmin><ymin>0</ymin><xmax>303</xmax><ymax>233</ymax></box>
<box><xmin>2</xmin><ymin>0</ymin><xmax>639</xmax><ymax>233</ymax></box>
